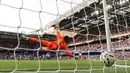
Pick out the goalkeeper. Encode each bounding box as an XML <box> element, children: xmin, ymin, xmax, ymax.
<box><xmin>22</xmin><ymin>25</ymin><xmax>73</xmax><ymax>57</ymax></box>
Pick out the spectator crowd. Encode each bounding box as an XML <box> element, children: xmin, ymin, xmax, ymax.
<box><xmin>0</xmin><ymin>30</ymin><xmax>130</xmax><ymax>60</ymax></box>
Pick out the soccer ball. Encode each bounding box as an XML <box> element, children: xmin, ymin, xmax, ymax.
<box><xmin>100</xmin><ymin>51</ymin><xmax>115</xmax><ymax>67</ymax></box>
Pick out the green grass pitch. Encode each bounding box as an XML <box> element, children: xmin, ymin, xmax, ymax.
<box><xmin>0</xmin><ymin>60</ymin><xmax>130</xmax><ymax>73</ymax></box>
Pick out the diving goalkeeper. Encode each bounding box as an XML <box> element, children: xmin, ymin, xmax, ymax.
<box><xmin>22</xmin><ymin>25</ymin><xmax>73</xmax><ymax>57</ymax></box>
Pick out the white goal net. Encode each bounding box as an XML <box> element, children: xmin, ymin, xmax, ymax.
<box><xmin>0</xmin><ymin>0</ymin><xmax>130</xmax><ymax>73</ymax></box>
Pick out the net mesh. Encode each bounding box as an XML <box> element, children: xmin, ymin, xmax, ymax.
<box><xmin>0</xmin><ymin>0</ymin><xmax>130</xmax><ymax>73</ymax></box>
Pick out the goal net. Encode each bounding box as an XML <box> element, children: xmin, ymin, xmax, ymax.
<box><xmin>0</xmin><ymin>0</ymin><xmax>130</xmax><ymax>73</ymax></box>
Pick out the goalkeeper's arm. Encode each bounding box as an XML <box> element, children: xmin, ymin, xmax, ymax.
<box><xmin>64</xmin><ymin>46</ymin><xmax>74</xmax><ymax>57</ymax></box>
<box><xmin>56</xmin><ymin>27</ymin><xmax>63</xmax><ymax>39</ymax></box>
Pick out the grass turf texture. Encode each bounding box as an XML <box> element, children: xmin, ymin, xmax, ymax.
<box><xmin>0</xmin><ymin>60</ymin><xmax>130</xmax><ymax>73</ymax></box>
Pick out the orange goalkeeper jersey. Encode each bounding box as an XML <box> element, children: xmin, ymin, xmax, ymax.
<box><xmin>28</xmin><ymin>28</ymin><xmax>73</xmax><ymax>57</ymax></box>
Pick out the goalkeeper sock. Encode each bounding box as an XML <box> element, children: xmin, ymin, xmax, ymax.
<box><xmin>22</xmin><ymin>35</ymin><xmax>29</xmax><ymax>40</ymax></box>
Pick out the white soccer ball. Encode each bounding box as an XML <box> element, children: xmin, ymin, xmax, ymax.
<box><xmin>100</xmin><ymin>51</ymin><xmax>115</xmax><ymax>67</ymax></box>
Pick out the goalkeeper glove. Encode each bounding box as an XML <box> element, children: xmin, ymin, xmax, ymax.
<box><xmin>21</xmin><ymin>35</ymin><xmax>29</xmax><ymax>40</ymax></box>
<box><xmin>55</xmin><ymin>24</ymin><xmax>59</xmax><ymax>28</ymax></box>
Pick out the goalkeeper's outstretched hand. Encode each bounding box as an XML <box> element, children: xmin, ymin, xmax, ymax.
<box><xmin>54</xmin><ymin>24</ymin><xmax>59</xmax><ymax>28</ymax></box>
<box><xmin>21</xmin><ymin>35</ymin><xmax>29</xmax><ymax>40</ymax></box>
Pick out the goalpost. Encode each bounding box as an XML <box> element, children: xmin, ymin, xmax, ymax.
<box><xmin>0</xmin><ymin>0</ymin><xmax>130</xmax><ymax>73</ymax></box>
